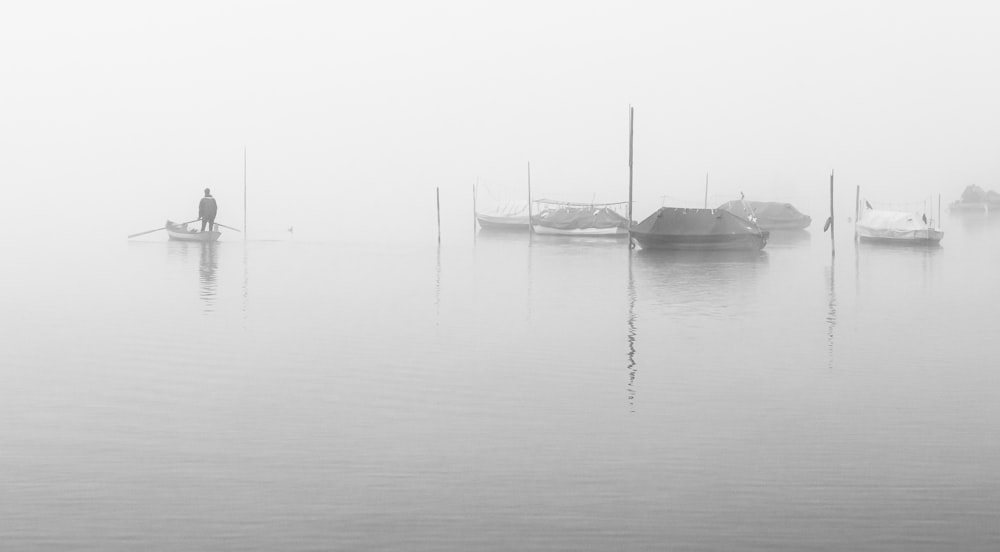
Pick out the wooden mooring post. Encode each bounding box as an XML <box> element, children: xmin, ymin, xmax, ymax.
<box><xmin>472</xmin><ymin>180</ymin><xmax>478</xmax><ymax>238</ymax></box>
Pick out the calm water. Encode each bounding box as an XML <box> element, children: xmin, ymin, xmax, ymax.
<box><xmin>3</xmin><ymin>216</ymin><xmax>1000</xmax><ymax>551</ymax></box>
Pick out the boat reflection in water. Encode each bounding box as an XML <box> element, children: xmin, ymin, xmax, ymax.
<box><xmin>632</xmin><ymin>247</ymin><xmax>769</xmax><ymax>269</ymax></box>
<box><xmin>166</xmin><ymin>240</ymin><xmax>220</xmax><ymax>314</ymax></box>
<box><xmin>764</xmin><ymin>229</ymin><xmax>811</xmax><ymax>247</ymax></box>
<box><xmin>624</xmin><ymin>247</ymin><xmax>769</xmax><ymax>410</ymax></box>
<box><xmin>199</xmin><ymin>242</ymin><xmax>219</xmax><ymax>313</ymax></box>
<box><xmin>529</xmin><ymin>231</ymin><xmax>630</xmax><ymax>250</ymax></box>
<box><xmin>476</xmin><ymin>227</ymin><xmax>530</xmax><ymax>245</ymax></box>
<box><xmin>630</xmin><ymin>248</ymin><xmax>768</xmax><ymax>314</ymax></box>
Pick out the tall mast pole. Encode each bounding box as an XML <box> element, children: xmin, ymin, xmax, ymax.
<box><xmin>627</xmin><ymin>106</ymin><xmax>635</xmax><ymax>248</ymax></box>
<box><xmin>628</xmin><ymin>106</ymin><xmax>634</xmax><ymax>224</ymax></box>
<box><xmin>704</xmin><ymin>172</ymin><xmax>709</xmax><ymax>209</ymax></box>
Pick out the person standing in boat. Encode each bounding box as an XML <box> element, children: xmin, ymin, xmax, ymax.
<box><xmin>199</xmin><ymin>188</ymin><xmax>218</xmax><ymax>232</ymax></box>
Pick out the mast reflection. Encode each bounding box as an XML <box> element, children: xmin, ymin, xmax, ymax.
<box><xmin>825</xmin><ymin>259</ymin><xmax>836</xmax><ymax>370</ymax></box>
<box><xmin>626</xmin><ymin>249</ymin><xmax>637</xmax><ymax>411</ymax></box>
<box><xmin>435</xmin><ymin>243</ymin><xmax>441</xmax><ymax>323</ymax></box>
<box><xmin>242</xmin><ymin>242</ymin><xmax>249</xmax><ymax>322</ymax></box>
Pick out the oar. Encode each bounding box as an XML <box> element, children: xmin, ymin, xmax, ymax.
<box><xmin>127</xmin><ymin>227</ymin><xmax>166</xmax><ymax>239</ymax></box>
<box><xmin>214</xmin><ymin>223</ymin><xmax>242</xmax><ymax>233</ymax></box>
<box><xmin>127</xmin><ymin>218</ymin><xmax>199</xmax><ymax>239</ymax></box>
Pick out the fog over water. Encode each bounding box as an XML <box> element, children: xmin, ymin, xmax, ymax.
<box><xmin>3</xmin><ymin>1</ymin><xmax>999</xmax><ymax>240</ymax></box>
<box><xmin>3</xmin><ymin>1</ymin><xmax>1000</xmax><ymax>550</ymax></box>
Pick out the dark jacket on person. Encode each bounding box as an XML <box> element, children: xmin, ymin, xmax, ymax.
<box><xmin>199</xmin><ymin>196</ymin><xmax>218</xmax><ymax>219</ymax></box>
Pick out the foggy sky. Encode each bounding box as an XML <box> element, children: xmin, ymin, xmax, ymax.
<box><xmin>3</xmin><ymin>0</ymin><xmax>998</xmax><ymax>242</ymax></box>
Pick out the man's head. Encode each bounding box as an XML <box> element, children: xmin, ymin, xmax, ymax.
<box><xmin>204</xmin><ymin>188</ymin><xmax>211</xmax><ymax>196</ymax></box>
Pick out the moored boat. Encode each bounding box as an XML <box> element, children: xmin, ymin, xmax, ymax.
<box><xmin>476</xmin><ymin>201</ymin><xmax>530</xmax><ymax>230</ymax></box>
<box><xmin>630</xmin><ymin>207</ymin><xmax>768</xmax><ymax>251</ymax></box>
<box><xmin>530</xmin><ymin>199</ymin><xmax>630</xmax><ymax>237</ymax></box>
<box><xmin>165</xmin><ymin>220</ymin><xmax>221</xmax><ymax>242</ymax></box>
<box><xmin>855</xmin><ymin>206</ymin><xmax>942</xmax><ymax>245</ymax></box>
<box><xmin>717</xmin><ymin>200</ymin><xmax>811</xmax><ymax>230</ymax></box>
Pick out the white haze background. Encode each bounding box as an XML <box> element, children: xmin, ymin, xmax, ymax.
<box><xmin>2</xmin><ymin>0</ymin><xmax>998</xmax><ymax>242</ymax></box>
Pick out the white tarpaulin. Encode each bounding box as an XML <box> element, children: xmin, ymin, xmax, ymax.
<box><xmin>856</xmin><ymin>206</ymin><xmax>943</xmax><ymax>242</ymax></box>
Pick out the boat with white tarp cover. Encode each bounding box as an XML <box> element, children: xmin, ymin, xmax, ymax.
<box><xmin>855</xmin><ymin>202</ymin><xmax>942</xmax><ymax>245</ymax></box>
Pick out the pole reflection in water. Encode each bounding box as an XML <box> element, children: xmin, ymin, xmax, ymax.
<box><xmin>526</xmin><ymin>230</ymin><xmax>533</xmax><ymax>322</ymax></box>
<box><xmin>825</xmin><ymin>256</ymin><xmax>836</xmax><ymax>370</ymax></box>
<box><xmin>199</xmin><ymin>242</ymin><xmax>219</xmax><ymax>314</ymax></box>
<box><xmin>242</xmin><ymin>242</ymin><xmax>249</xmax><ymax>322</ymax></box>
<box><xmin>626</xmin><ymin>248</ymin><xmax>637</xmax><ymax>411</ymax></box>
<box><xmin>435</xmin><ymin>243</ymin><xmax>441</xmax><ymax>323</ymax></box>
<box><xmin>854</xmin><ymin>236</ymin><xmax>860</xmax><ymax>305</ymax></box>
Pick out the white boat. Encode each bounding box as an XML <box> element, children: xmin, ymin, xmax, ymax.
<box><xmin>476</xmin><ymin>201</ymin><xmax>530</xmax><ymax>230</ymax></box>
<box><xmin>856</xmin><ymin>205</ymin><xmax>942</xmax><ymax>245</ymax></box>
<box><xmin>165</xmin><ymin>220</ymin><xmax>221</xmax><ymax>242</ymax></box>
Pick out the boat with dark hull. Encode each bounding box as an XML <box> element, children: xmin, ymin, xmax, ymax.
<box><xmin>630</xmin><ymin>207</ymin><xmax>768</xmax><ymax>251</ymax></box>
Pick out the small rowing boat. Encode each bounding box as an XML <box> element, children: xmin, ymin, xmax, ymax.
<box><xmin>477</xmin><ymin>201</ymin><xmax>530</xmax><ymax>231</ymax></box>
<box><xmin>165</xmin><ymin>220</ymin><xmax>221</xmax><ymax>242</ymax></box>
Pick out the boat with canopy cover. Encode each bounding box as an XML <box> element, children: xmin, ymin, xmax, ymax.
<box><xmin>630</xmin><ymin>207</ymin><xmax>768</xmax><ymax>251</ymax></box>
<box><xmin>530</xmin><ymin>199</ymin><xmax>630</xmax><ymax>237</ymax></box>
<box><xmin>717</xmin><ymin>200</ymin><xmax>811</xmax><ymax>230</ymax></box>
<box><xmin>856</xmin><ymin>203</ymin><xmax>942</xmax><ymax>245</ymax></box>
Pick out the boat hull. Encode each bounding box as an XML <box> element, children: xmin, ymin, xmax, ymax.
<box><xmin>631</xmin><ymin>231</ymin><xmax>767</xmax><ymax>251</ymax></box>
<box><xmin>477</xmin><ymin>214</ymin><xmax>529</xmax><ymax>230</ymax></box>
<box><xmin>167</xmin><ymin>228</ymin><xmax>221</xmax><ymax>242</ymax></box>
<box><xmin>856</xmin><ymin>226</ymin><xmax>943</xmax><ymax>245</ymax></box>
<box><xmin>531</xmin><ymin>224</ymin><xmax>629</xmax><ymax>237</ymax></box>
